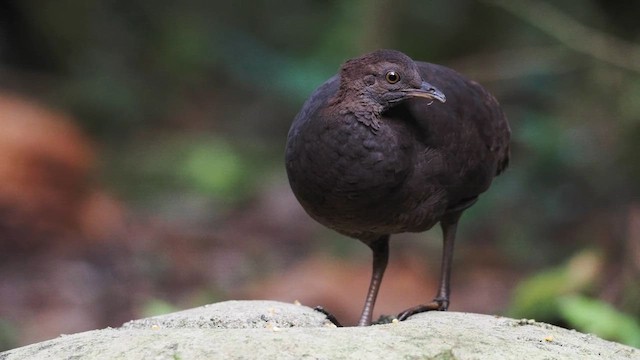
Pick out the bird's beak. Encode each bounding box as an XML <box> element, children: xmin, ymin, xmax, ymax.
<box><xmin>403</xmin><ymin>81</ymin><xmax>446</xmax><ymax>103</ymax></box>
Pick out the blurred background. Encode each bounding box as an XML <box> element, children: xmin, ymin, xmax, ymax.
<box><xmin>1</xmin><ymin>0</ymin><xmax>639</xmax><ymax>350</ymax></box>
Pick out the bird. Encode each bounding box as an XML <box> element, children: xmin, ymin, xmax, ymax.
<box><xmin>285</xmin><ymin>49</ymin><xmax>510</xmax><ymax>326</ymax></box>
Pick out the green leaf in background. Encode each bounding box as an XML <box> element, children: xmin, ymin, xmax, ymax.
<box><xmin>0</xmin><ymin>319</ymin><xmax>18</xmax><ymax>352</ymax></box>
<box><xmin>141</xmin><ymin>299</ymin><xmax>180</xmax><ymax>318</ymax></box>
<box><xmin>180</xmin><ymin>139</ymin><xmax>247</xmax><ymax>198</ymax></box>
<box><xmin>508</xmin><ymin>249</ymin><xmax>603</xmax><ymax>320</ymax></box>
<box><xmin>558</xmin><ymin>295</ymin><xmax>640</xmax><ymax>348</ymax></box>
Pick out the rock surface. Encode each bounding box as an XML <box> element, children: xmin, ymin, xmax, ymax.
<box><xmin>1</xmin><ymin>300</ymin><xmax>637</xmax><ymax>359</ymax></box>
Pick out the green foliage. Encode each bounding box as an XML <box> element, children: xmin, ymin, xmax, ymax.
<box><xmin>141</xmin><ymin>299</ymin><xmax>180</xmax><ymax>318</ymax></box>
<box><xmin>0</xmin><ymin>319</ymin><xmax>18</xmax><ymax>352</ymax></box>
<box><xmin>508</xmin><ymin>250</ymin><xmax>640</xmax><ymax>348</ymax></box>
<box><xmin>558</xmin><ymin>296</ymin><xmax>640</xmax><ymax>348</ymax></box>
<box><xmin>509</xmin><ymin>267</ymin><xmax>571</xmax><ymax>320</ymax></box>
<box><xmin>106</xmin><ymin>134</ymin><xmax>259</xmax><ymax>207</ymax></box>
<box><xmin>180</xmin><ymin>140</ymin><xmax>247</xmax><ymax>198</ymax></box>
<box><xmin>508</xmin><ymin>249</ymin><xmax>602</xmax><ymax>320</ymax></box>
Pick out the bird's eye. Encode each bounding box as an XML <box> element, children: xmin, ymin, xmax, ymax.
<box><xmin>385</xmin><ymin>71</ymin><xmax>400</xmax><ymax>84</ymax></box>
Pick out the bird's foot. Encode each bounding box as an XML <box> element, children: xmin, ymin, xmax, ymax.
<box><xmin>396</xmin><ymin>297</ymin><xmax>449</xmax><ymax>321</ymax></box>
<box><xmin>314</xmin><ymin>306</ymin><xmax>343</xmax><ymax>327</ymax></box>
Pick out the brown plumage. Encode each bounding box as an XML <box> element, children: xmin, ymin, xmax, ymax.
<box><xmin>285</xmin><ymin>49</ymin><xmax>510</xmax><ymax>326</ymax></box>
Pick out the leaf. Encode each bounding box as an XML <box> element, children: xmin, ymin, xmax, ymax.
<box><xmin>507</xmin><ymin>249</ymin><xmax>602</xmax><ymax>320</ymax></box>
<box><xmin>558</xmin><ymin>295</ymin><xmax>640</xmax><ymax>348</ymax></box>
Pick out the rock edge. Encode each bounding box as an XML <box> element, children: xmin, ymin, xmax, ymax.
<box><xmin>1</xmin><ymin>300</ymin><xmax>637</xmax><ymax>360</ymax></box>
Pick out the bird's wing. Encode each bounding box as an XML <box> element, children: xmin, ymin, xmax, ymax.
<box><xmin>398</xmin><ymin>61</ymin><xmax>510</xmax><ymax>208</ymax></box>
<box><xmin>413</xmin><ymin>61</ymin><xmax>511</xmax><ymax>178</ymax></box>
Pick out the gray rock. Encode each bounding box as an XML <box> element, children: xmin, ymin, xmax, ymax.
<box><xmin>122</xmin><ymin>300</ymin><xmax>332</xmax><ymax>330</ymax></box>
<box><xmin>1</xmin><ymin>300</ymin><xmax>637</xmax><ymax>360</ymax></box>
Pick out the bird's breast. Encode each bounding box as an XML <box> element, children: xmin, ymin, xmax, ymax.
<box><xmin>286</xmin><ymin>114</ymin><xmax>415</xmax><ymax>230</ymax></box>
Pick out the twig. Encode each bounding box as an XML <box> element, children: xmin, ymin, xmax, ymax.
<box><xmin>480</xmin><ymin>0</ymin><xmax>640</xmax><ymax>74</ymax></box>
<box><xmin>446</xmin><ymin>45</ymin><xmax>581</xmax><ymax>83</ymax></box>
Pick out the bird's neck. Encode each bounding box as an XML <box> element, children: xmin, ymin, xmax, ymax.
<box><xmin>330</xmin><ymin>91</ymin><xmax>385</xmax><ymax>132</ymax></box>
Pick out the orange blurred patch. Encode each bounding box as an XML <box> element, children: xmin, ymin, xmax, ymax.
<box><xmin>0</xmin><ymin>92</ymin><xmax>123</xmax><ymax>252</ymax></box>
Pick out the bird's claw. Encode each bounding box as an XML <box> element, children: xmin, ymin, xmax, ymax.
<box><xmin>396</xmin><ymin>298</ymin><xmax>449</xmax><ymax>321</ymax></box>
<box><xmin>314</xmin><ymin>306</ymin><xmax>343</xmax><ymax>327</ymax></box>
<box><xmin>433</xmin><ymin>296</ymin><xmax>449</xmax><ymax>311</ymax></box>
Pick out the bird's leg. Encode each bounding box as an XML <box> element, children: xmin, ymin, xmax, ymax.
<box><xmin>432</xmin><ymin>212</ymin><xmax>460</xmax><ymax>310</ymax></box>
<box><xmin>357</xmin><ymin>235</ymin><xmax>390</xmax><ymax>326</ymax></box>
<box><xmin>397</xmin><ymin>212</ymin><xmax>461</xmax><ymax>321</ymax></box>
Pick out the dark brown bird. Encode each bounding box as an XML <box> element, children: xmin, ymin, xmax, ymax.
<box><xmin>285</xmin><ymin>49</ymin><xmax>510</xmax><ymax>326</ymax></box>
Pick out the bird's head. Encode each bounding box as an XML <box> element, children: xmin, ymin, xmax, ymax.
<box><xmin>336</xmin><ymin>49</ymin><xmax>446</xmax><ymax>111</ymax></box>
